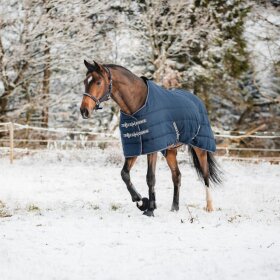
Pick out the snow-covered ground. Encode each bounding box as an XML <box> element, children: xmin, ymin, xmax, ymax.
<box><xmin>0</xmin><ymin>149</ymin><xmax>280</xmax><ymax>280</ymax></box>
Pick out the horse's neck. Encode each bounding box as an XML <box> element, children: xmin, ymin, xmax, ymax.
<box><xmin>108</xmin><ymin>66</ymin><xmax>147</xmax><ymax>115</ymax></box>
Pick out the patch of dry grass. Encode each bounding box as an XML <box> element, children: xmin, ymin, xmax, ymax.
<box><xmin>0</xmin><ymin>200</ymin><xmax>12</xmax><ymax>218</ymax></box>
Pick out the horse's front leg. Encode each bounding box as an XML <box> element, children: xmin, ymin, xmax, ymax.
<box><xmin>143</xmin><ymin>153</ymin><xmax>158</xmax><ymax>217</ymax></box>
<box><xmin>121</xmin><ymin>157</ymin><xmax>142</xmax><ymax>202</ymax></box>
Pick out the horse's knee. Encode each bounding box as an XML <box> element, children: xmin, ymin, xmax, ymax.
<box><xmin>171</xmin><ymin>168</ymin><xmax>181</xmax><ymax>186</ymax></box>
<box><xmin>121</xmin><ymin>169</ymin><xmax>130</xmax><ymax>183</ymax></box>
<box><xmin>176</xmin><ymin>169</ymin><xmax>181</xmax><ymax>184</ymax></box>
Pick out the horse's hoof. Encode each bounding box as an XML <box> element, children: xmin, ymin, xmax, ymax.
<box><xmin>143</xmin><ymin>210</ymin><xmax>154</xmax><ymax>217</ymax></box>
<box><xmin>205</xmin><ymin>200</ymin><xmax>214</xmax><ymax>212</ymax></box>
<box><xmin>171</xmin><ymin>204</ymin><xmax>179</xmax><ymax>211</ymax></box>
<box><xmin>205</xmin><ymin>206</ymin><xmax>214</xmax><ymax>212</ymax></box>
<box><xmin>136</xmin><ymin>197</ymin><xmax>149</xmax><ymax>211</ymax></box>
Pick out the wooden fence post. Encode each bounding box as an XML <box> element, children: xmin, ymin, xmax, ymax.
<box><xmin>9</xmin><ymin>122</ymin><xmax>14</xmax><ymax>164</ymax></box>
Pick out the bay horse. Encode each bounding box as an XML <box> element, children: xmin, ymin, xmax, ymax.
<box><xmin>80</xmin><ymin>60</ymin><xmax>222</xmax><ymax>217</ymax></box>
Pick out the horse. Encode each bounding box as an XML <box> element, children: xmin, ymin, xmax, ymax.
<box><xmin>80</xmin><ymin>60</ymin><xmax>222</xmax><ymax>217</ymax></box>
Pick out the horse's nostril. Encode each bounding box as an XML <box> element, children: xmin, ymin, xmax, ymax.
<box><xmin>81</xmin><ymin>107</ymin><xmax>89</xmax><ymax>119</ymax></box>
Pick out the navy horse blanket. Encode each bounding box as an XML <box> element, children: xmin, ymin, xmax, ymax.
<box><xmin>119</xmin><ymin>79</ymin><xmax>216</xmax><ymax>157</ymax></box>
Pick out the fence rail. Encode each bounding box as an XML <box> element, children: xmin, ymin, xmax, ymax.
<box><xmin>0</xmin><ymin>122</ymin><xmax>279</xmax><ymax>163</ymax></box>
<box><xmin>1</xmin><ymin>122</ymin><xmax>279</xmax><ymax>138</ymax></box>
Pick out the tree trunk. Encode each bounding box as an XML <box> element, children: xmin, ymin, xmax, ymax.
<box><xmin>42</xmin><ymin>45</ymin><xmax>50</xmax><ymax>127</ymax></box>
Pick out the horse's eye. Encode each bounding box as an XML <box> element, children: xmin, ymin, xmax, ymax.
<box><xmin>97</xmin><ymin>80</ymin><xmax>101</xmax><ymax>86</ymax></box>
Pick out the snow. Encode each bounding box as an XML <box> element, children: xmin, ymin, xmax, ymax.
<box><xmin>0</xmin><ymin>149</ymin><xmax>280</xmax><ymax>280</ymax></box>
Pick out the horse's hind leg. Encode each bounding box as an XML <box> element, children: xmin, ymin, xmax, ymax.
<box><xmin>121</xmin><ymin>157</ymin><xmax>142</xmax><ymax>202</ymax></box>
<box><xmin>143</xmin><ymin>152</ymin><xmax>158</xmax><ymax>217</ymax></box>
<box><xmin>166</xmin><ymin>149</ymin><xmax>181</xmax><ymax>211</ymax></box>
<box><xmin>192</xmin><ymin>147</ymin><xmax>214</xmax><ymax>212</ymax></box>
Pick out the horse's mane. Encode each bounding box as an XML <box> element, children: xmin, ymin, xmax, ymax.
<box><xmin>86</xmin><ymin>63</ymin><xmax>140</xmax><ymax>81</ymax></box>
<box><xmin>104</xmin><ymin>64</ymin><xmax>132</xmax><ymax>73</ymax></box>
<box><xmin>104</xmin><ymin>64</ymin><xmax>141</xmax><ymax>82</ymax></box>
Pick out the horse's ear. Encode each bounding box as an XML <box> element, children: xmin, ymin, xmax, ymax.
<box><xmin>84</xmin><ymin>60</ymin><xmax>96</xmax><ymax>72</ymax></box>
<box><xmin>84</xmin><ymin>60</ymin><xmax>103</xmax><ymax>73</ymax></box>
<box><xmin>93</xmin><ymin>60</ymin><xmax>102</xmax><ymax>73</ymax></box>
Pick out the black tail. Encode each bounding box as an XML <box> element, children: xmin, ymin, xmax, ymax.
<box><xmin>189</xmin><ymin>146</ymin><xmax>222</xmax><ymax>185</ymax></box>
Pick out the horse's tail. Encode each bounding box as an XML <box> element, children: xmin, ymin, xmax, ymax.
<box><xmin>189</xmin><ymin>146</ymin><xmax>222</xmax><ymax>185</ymax></box>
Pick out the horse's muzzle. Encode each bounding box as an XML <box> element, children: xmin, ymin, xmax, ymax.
<box><xmin>80</xmin><ymin>107</ymin><xmax>90</xmax><ymax>119</ymax></box>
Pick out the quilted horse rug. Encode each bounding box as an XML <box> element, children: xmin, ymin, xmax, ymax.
<box><xmin>120</xmin><ymin>78</ymin><xmax>216</xmax><ymax>157</ymax></box>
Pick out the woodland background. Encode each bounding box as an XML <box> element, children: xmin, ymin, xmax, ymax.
<box><xmin>0</xmin><ymin>0</ymin><xmax>279</xmax><ymax>151</ymax></box>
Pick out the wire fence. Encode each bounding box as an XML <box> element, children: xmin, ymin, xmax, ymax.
<box><xmin>0</xmin><ymin>122</ymin><xmax>279</xmax><ymax>163</ymax></box>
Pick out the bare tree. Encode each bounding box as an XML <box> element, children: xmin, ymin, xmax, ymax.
<box><xmin>0</xmin><ymin>0</ymin><xmax>113</xmax><ymax>129</ymax></box>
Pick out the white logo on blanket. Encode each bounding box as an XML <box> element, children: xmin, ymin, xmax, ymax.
<box><xmin>121</xmin><ymin>119</ymin><xmax>147</xmax><ymax>128</ymax></box>
<box><xmin>123</xmin><ymin>129</ymin><xmax>149</xmax><ymax>138</ymax></box>
<box><xmin>173</xmin><ymin>122</ymin><xmax>180</xmax><ymax>141</ymax></box>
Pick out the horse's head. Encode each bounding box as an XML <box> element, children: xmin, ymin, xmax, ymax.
<box><xmin>80</xmin><ymin>60</ymin><xmax>112</xmax><ymax>119</ymax></box>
